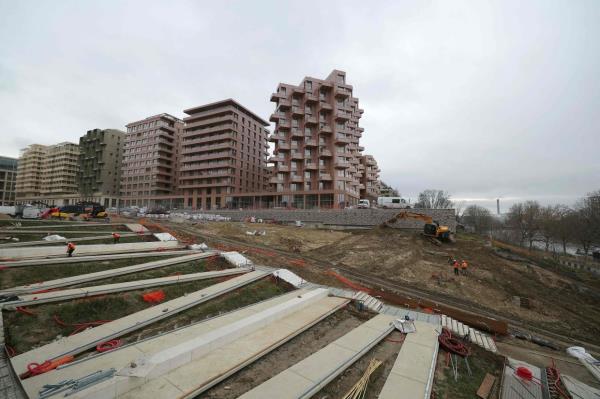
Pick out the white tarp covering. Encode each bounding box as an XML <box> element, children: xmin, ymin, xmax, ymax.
<box><xmin>188</xmin><ymin>243</ymin><xmax>209</xmax><ymax>251</ymax></box>
<box><xmin>273</xmin><ymin>269</ymin><xmax>306</xmax><ymax>287</ymax></box>
<box><xmin>42</xmin><ymin>234</ymin><xmax>67</xmax><ymax>241</ymax></box>
<box><xmin>153</xmin><ymin>232</ymin><xmax>177</xmax><ymax>242</ymax></box>
<box><xmin>567</xmin><ymin>347</ymin><xmax>600</xmax><ymax>383</ymax></box>
<box><xmin>562</xmin><ymin>375</ymin><xmax>600</xmax><ymax>399</ymax></box>
<box><xmin>222</xmin><ymin>251</ymin><xmax>253</xmax><ymax>267</ymax></box>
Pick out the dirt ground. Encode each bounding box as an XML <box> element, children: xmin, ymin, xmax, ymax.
<box><xmin>171</xmin><ymin>221</ymin><xmax>600</xmax><ymax>346</ymax></box>
<box><xmin>201</xmin><ymin>305</ymin><xmax>389</xmax><ymax>399</ymax></box>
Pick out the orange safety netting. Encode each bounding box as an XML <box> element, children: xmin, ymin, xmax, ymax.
<box><xmin>142</xmin><ymin>290</ymin><xmax>166</xmax><ymax>303</ymax></box>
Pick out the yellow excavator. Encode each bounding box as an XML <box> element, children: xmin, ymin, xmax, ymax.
<box><xmin>382</xmin><ymin>210</ymin><xmax>455</xmax><ymax>244</ymax></box>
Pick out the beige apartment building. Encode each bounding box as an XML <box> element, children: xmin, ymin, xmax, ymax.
<box><xmin>78</xmin><ymin>129</ymin><xmax>125</xmax><ymax>207</ymax></box>
<box><xmin>0</xmin><ymin>156</ymin><xmax>18</xmax><ymax>206</ymax></box>
<box><xmin>359</xmin><ymin>154</ymin><xmax>381</xmax><ymax>201</ymax></box>
<box><xmin>121</xmin><ymin>113</ymin><xmax>184</xmax><ymax>208</ymax></box>
<box><xmin>16</xmin><ymin>142</ymin><xmax>79</xmax><ymax>204</ymax></box>
<box><xmin>268</xmin><ymin>69</ymin><xmax>368</xmax><ymax>208</ymax></box>
<box><xmin>180</xmin><ymin>99</ymin><xmax>270</xmax><ymax>210</ymax></box>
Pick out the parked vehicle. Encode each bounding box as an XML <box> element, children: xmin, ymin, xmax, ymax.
<box><xmin>0</xmin><ymin>206</ymin><xmax>16</xmax><ymax>216</ymax></box>
<box><xmin>357</xmin><ymin>199</ymin><xmax>370</xmax><ymax>209</ymax></box>
<box><xmin>377</xmin><ymin>197</ymin><xmax>410</xmax><ymax>209</ymax></box>
<box><xmin>51</xmin><ymin>202</ymin><xmax>107</xmax><ymax>219</ymax></box>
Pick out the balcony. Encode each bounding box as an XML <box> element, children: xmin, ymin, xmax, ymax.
<box><xmin>334</xmin><ymin>159</ymin><xmax>351</xmax><ymax>168</ymax></box>
<box><xmin>335</xmin><ymin>86</ymin><xmax>351</xmax><ymax>98</ymax></box>
<box><xmin>290</xmin><ymin>175</ymin><xmax>303</xmax><ymax>183</ymax></box>
<box><xmin>275</xmin><ymin>98</ymin><xmax>291</xmax><ymax>108</ymax></box>
<box><xmin>269</xmin><ymin>176</ymin><xmax>284</xmax><ymax>184</ymax></box>
<box><xmin>335</xmin><ymin>110</ymin><xmax>351</xmax><ymax>120</ymax></box>
<box><xmin>291</xmin><ymin>151</ymin><xmax>304</xmax><ymax>160</ymax></box>
<box><xmin>278</xmin><ymin>142</ymin><xmax>291</xmax><ymax>150</ymax></box>
<box><xmin>334</xmin><ymin>135</ymin><xmax>351</xmax><ymax>144</ymax></box>
<box><xmin>269</xmin><ymin>112</ymin><xmax>285</xmax><ymax>122</ymax></box>
<box><xmin>292</xmin><ymin>86</ymin><xmax>305</xmax><ymax>94</ymax></box>
<box><xmin>278</xmin><ymin>120</ymin><xmax>291</xmax><ymax>129</ymax></box>
<box><xmin>305</xmin><ymin>163</ymin><xmax>318</xmax><ymax>170</ymax></box>
<box><xmin>304</xmin><ymin>115</ymin><xmax>317</xmax><ymax>125</ymax></box>
<box><xmin>318</xmin><ymin>174</ymin><xmax>332</xmax><ymax>181</ymax></box>
<box><xmin>291</xmin><ymin>129</ymin><xmax>303</xmax><ymax>138</ymax></box>
<box><xmin>292</xmin><ymin>106</ymin><xmax>304</xmax><ymax>116</ymax></box>
<box><xmin>270</xmin><ymin>92</ymin><xmax>285</xmax><ymax>102</ymax></box>
<box><xmin>278</xmin><ymin>165</ymin><xmax>290</xmax><ymax>172</ymax></box>
<box><xmin>304</xmin><ymin>139</ymin><xmax>317</xmax><ymax>147</ymax></box>
<box><xmin>319</xmin><ymin>149</ymin><xmax>332</xmax><ymax>157</ymax></box>
<box><xmin>319</xmin><ymin>124</ymin><xmax>332</xmax><ymax>134</ymax></box>
<box><xmin>268</xmin><ymin>155</ymin><xmax>285</xmax><ymax>163</ymax></box>
<box><xmin>358</xmin><ymin>145</ymin><xmax>365</xmax><ymax>151</ymax></box>
<box><xmin>182</xmin><ymin>132</ymin><xmax>234</xmax><ymax>146</ymax></box>
<box><xmin>305</xmin><ymin>93</ymin><xmax>318</xmax><ymax>103</ymax></box>
<box><xmin>319</xmin><ymin>102</ymin><xmax>333</xmax><ymax>111</ymax></box>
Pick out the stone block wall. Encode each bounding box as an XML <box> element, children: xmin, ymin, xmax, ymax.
<box><xmin>195</xmin><ymin>208</ymin><xmax>457</xmax><ymax>231</ymax></box>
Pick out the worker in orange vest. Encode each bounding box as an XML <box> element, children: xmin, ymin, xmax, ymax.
<box><xmin>66</xmin><ymin>242</ymin><xmax>76</xmax><ymax>257</ymax></box>
<box><xmin>461</xmin><ymin>260</ymin><xmax>468</xmax><ymax>275</ymax></box>
<box><xmin>112</xmin><ymin>232</ymin><xmax>121</xmax><ymax>244</ymax></box>
<box><xmin>453</xmin><ymin>259</ymin><xmax>460</xmax><ymax>276</ymax></box>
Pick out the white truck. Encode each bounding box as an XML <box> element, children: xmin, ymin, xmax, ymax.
<box><xmin>357</xmin><ymin>199</ymin><xmax>370</xmax><ymax>209</ymax></box>
<box><xmin>377</xmin><ymin>197</ymin><xmax>411</xmax><ymax>209</ymax></box>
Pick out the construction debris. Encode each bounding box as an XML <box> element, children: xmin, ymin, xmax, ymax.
<box><xmin>341</xmin><ymin>358</ymin><xmax>383</xmax><ymax>399</ymax></box>
<box><xmin>476</xmin><ymin>373</ymin><xmax>496</xmax><ymax>399</ymax></box>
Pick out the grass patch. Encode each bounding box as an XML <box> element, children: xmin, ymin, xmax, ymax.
<box><xmin>74</xmin><ymin>257</ymin><xmax>230</xmax><ymax>287</ymax></box>
<box><xmin>4</xmin><ymin>277</ymin><xmax>291</xmax><ymax>355</ymax></box>
<box><xmin>122</xmin><ymin>277</ymin><xmax>292</xmax><ymax>342</ymax></box>
<box><xmin>0</xmin><ymin>256</ymin><xmax>179</xmax><ymax>289</ymax></box>
<box><xmin>433</xmin><ymin>345</ymin><xmax>504</xmax><ymax>399</ymax></box>
<box><xmin>4</xmin><ymin>278</ymin><xmax>221</xmax><ymax>353</ymax></box>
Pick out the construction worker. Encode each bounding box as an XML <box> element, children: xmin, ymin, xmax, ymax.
<box><xmin>112</xmin><ymin>232</ymin><xmax>121</xmax><ymax>244</ymax></box>
<box><xmin>66</xmin><ymin>242</ymin><xmax>76</xmax><ymax>257</ymax></box>
<box><xmin>453</xmin><ymin>259</ymin><xmax>460</xmax><ymax>276</ymax></box>
<box><xmin>461</xmin><ymin>259</ymin><xmax>468</xmax><ymax>275</ymax></box>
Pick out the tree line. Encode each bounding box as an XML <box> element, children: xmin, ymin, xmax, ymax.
<box><xmin>461</xmin><ymin>190</ymin><xmax>600</xmax><ymax>256</ymax></box>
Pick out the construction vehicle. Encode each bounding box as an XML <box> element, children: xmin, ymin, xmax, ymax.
<box><xmin>50</xmin><ymin>202</ymin><xmax>108</xmax><ymax>220</ymax></box>
<box><xmin>382</xmin><ymin>210</ymin><xmax>455</xmax><ymax>244</ymax></box>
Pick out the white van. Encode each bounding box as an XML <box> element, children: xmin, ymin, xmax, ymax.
<box><xmin>357</xmin><ymin>199</ymin><xmax>370</xmax><ymax>209</ymax></box>
<box><xmin>377</xmin><ymin>197</ymin><xmax>410</xmax><ymax>209</ymax></box>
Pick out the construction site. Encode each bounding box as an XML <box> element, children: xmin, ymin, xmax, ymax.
<box><xmin>0</xmin><ymin>211</ymin><xmax>599</xmax><ymax>399</ymax></box>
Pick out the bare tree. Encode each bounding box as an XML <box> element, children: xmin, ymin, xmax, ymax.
<box><xmin>506</xmin><ymin>202</ymin><xmax>527</xmax><ymax>246</ymax></box>
<box><xmin>572</xmin><ymin>191</ymin><xmax>600</xmax><ymax>256</ymax></box>
<box><xmin>462</xmin><ymin>205</ymin><xmax>492</xmax><ymax>234</ymax></box>
<box><xmin>415</xmin><ymin>189</ymin><xmax>453</xmax><ymax>209</ymax></box>
<box><xmin>545</xmin><ymin>205</ymin><xmax>574</xmax><ymax>254</ymax></box>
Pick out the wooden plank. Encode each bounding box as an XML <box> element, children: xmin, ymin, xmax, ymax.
<box><xmin>477</xmin><ymin>373</ymin><xmax>496</xmax><ymax>399</ymax></box>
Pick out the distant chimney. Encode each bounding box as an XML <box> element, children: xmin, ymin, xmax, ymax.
<box><xmin>497</xmin><ymin>199</ymin><xmax>500</xmax><ymax>215</ymax></box>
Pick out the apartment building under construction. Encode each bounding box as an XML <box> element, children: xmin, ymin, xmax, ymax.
<box><xmin>15</xmin><ymin>142</ymin><xmax>79</xmax><ymax>204</ymax></box>
<box><xmin>268</xmin><ymin>69</ymin><xmax>370</xmax><ymax>208</ymax></box>
<box><xmin>360</xmin><ymin>154</ymin><xmax>381</xmax><ymax>202</ymax></box>
<box><xmin>121</xmin><ymin>113</ymin><xmax>184</xmax><ymax>208</ymax></box>
<box><xmin>179</xmin><ymin>99</ymin><xmax>270</xmax><ymax>210</ymax></box>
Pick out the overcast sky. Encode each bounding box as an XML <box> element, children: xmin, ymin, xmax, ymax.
<box><xmin>1</xmin><ymin>0</ymin><xmax>598</xmax><ymax>211</ymax></box>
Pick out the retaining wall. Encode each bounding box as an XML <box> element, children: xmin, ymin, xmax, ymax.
<box><xmin>188</xmin><ymin>208</ymin><xmax>457</xmax><ymax>231</ymax></box>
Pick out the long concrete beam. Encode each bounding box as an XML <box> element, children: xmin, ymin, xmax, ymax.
<box><xmin>378</xmin><ymin>321</ymin><xmax>440</xmax><ymax>399</ymax></box>
<box><xmin>2</xmin><ymin>268</ymin><xmax>248</xmax><ymax>308</ymax></box>
<box><xmin>0</xmin><ymin>250</ymin><xmax>197</xmax><ymax>268</ymax></box>
<box><xmin>0</xmin><ymin>240</ymin><xmax>181</xmax><ymax>260</ymax></box>
<box><xmin>20</xmin><ymin>290</ymin><xmax>347</xmax><ymax>399</ymax></box>
<box><xmin>10</xmin><ymin>270</ymin><xmax>271</xmax><ymax>376</ymax></box>
<box><xmin>0</xmin><ymin>230</ymin><xmax>131</xmax><ymax>234</ymax></box>
<box><xmin>239</xmin><ymin>314</ymin><xmax>396</xmax><ymax>399</ymax></box>
<box><xmin>0</xmin><ymin>232</ymin><xmax>153</xmax><ymax>248</ymax></box>
<box><xmin>0</xmin><ymin>252</ymin><xmax>218</xmax><ymax>295</ymax></box>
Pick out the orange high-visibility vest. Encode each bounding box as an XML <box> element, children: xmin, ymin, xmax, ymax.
<box><xmin>112</xmin><ymin>233</ymin><xmax>121</xmax><ymax>239</ymax></box>
<box><xmin>67</xmin><ymin>242</ymin><xmax>76</xmax><ymax>250</ymax></box>
<box><xmin>461</xmin><ymin>261</ymin><xmax>468</xmax><ymax>269</ymax></box>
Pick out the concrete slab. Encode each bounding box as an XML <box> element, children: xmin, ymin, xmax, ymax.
<box><xmin>0</xmin><ymin>232</ymin><xmax>152</xmax><ymax>248</ymax></box>
<box><xmin>0</xmin><ymin>250</ymin><xmax>196</xmax><ymax>268</ymax></box>
<box><xmin>24</xmin><ymin>294</ymin><xmax>349</xmax><ymax>399</ymax></box>
<box><xmin>3</xmin><ymin>268</ymin><xmax>249</xmax><ymax>308</ymax></box>
<box><xmin>10</xmin><ymin>270</ymin><xmax>270</xmax><ymax>376</ymax></box>
<box><xmin>239</xmin><ymin>314</ymin><xmax>396</xmax><ymax>399</ymax></box>
<box><xmin>0</xmin><ymin>241</ymin><xmax>181</xmax><ymax>260</ymax></box>
<box><xmin>20</xmin><ymin>289</ymin><xmax>315</xmax><ymax>398</ymax></box>
<box><xmin>378</xmin><ymin>321</ymin><xmax>439</xmax><ymax>399</ymax></box>
<box><xmin>0</xmin><ymin>252</ymin><xmax>218</xmax><ymax>295</ymax></box>
<box><xmin>125</xmin><ymin>224</ymin><xmax>148</xmax><ymax>233</ymax></box>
